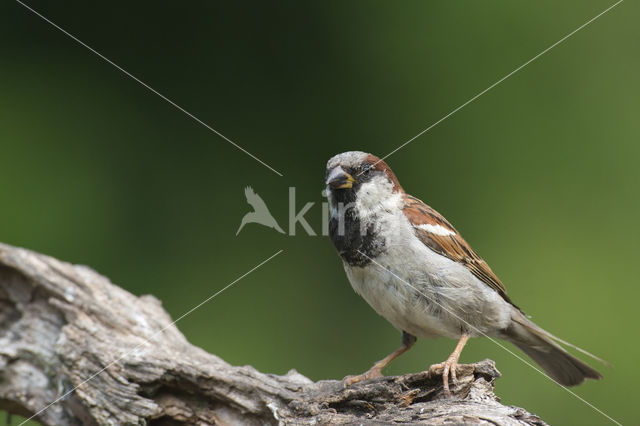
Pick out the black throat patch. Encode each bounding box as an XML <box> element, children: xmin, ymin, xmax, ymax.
<box><xmin>328</xmin><ymin>189</ymin><xmax>386</xmax><ymax>267</ymax></box>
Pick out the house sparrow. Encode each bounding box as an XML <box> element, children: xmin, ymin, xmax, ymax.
<box><xmin>325</xmin><ymin>151</ymin><xmax>603</xmax><ymax>395</ymax></box>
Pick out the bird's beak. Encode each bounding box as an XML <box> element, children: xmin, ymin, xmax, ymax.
<box><xmin>326</xmin><ymin>166</ymin><xmax>356</xmax><ymax>189</ymax></box>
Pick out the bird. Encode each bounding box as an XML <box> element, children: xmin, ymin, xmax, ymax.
<box><xmin>236</xmin><ymin>186</ymin><xmax>285</xmax><ymax>235</ymax></box>
<box><xmin>325</xmin><ymin>151</ymin><xmax>604</xmax><ymax>395</ymax></box>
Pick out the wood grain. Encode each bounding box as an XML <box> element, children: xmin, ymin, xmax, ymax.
<box><xmin>0</xmin><ymin>243</ymin><xmax>545</xmax><ymax>425</ymax></box>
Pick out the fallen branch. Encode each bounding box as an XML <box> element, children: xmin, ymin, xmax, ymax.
<box><xmin>0</xmin><ymin>243</ymin><xmax>545</xmax><ymax>425</ymax></box>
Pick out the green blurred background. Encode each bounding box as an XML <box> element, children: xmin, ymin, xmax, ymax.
<box><xmin>1</xmin><ymin>1</ymin><xmax>637</xmax><ymax>424</ymax></box>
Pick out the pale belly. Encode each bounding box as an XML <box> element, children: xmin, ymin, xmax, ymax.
<box><xmin>343</xmin><ymin>238</ymin><xmax>513</xmax><ymax>339</ymax></box>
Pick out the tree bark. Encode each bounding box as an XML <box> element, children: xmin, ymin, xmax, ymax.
<box><xmin>0</xmin><ymin>242</ymin><xmax>546</xmax><ymax>425</ymax></box>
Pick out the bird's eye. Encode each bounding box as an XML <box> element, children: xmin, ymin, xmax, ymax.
<box><xmin>362</xmin><ymin>164</ymin><xmax>372</xmax><ymax>175</ymax></box>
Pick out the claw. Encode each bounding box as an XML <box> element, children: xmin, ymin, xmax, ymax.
<box><xmin>428</xmin><ymin>356</ymin><xmax>459</xmax><ymax>396</ymax></box>
<box><xmin>343</xmin><ymin>367</ymin><xmax>383</xmax><ymax>386</ymax></box>
<box><xmin>450</xmin><ymin>360</ymin><xmax>458</xmax><ymax>384</ymax></box>
<box><xmin>344</xmin><ymin>332</ymin><xmax>417</xmax><ymax>387</ymax></box>
<box><xmin>427</xmin><ymin>333</ymin><xmax>470</xmax><ymax>397</ymax></box>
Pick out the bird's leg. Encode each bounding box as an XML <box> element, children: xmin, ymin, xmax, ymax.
<box><xmin>428</xmin><ymin>332</ymin><xmax>470</xmax><ymax>396</ymax></box>
<box><xmin>344</xmin><ymin>331</ymin><xmax>416</xmax><ymax>386</ymax></box>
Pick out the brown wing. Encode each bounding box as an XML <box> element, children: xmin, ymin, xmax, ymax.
<box><xmin>402</xmin><ymin>194</ymin><xmax>518</xmax><ymax>308</ymax></box>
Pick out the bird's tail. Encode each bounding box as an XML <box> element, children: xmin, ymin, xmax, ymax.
<box><xmin>502</xmin><ymin>310</ymin><xmax>605</xmax><ymax>386</ymax></box>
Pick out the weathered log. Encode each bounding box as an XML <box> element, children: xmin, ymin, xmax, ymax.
<box><xmin>0</xmin><ymin>243</ymin><xmax>545</xmax><ymax>425</ymax></box>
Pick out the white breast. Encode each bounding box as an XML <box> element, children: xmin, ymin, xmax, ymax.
<box><xmin>343</xmin><ymin>207</ymin><xmax>512</xmax><ymax>339</ymax></box>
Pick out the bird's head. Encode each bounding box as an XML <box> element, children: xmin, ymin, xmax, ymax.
<box><xmin>325</xmin><ymin>151</ymin><xmax>404</xmax><ymax>208</ymax></box>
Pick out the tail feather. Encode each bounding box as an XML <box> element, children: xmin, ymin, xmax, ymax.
<box><xmin>514</xmin><ymin>314</ymin><xmax>611</xmax><ymax>367</ymax></box>
<box><xmin>504</xmin><ymin>311</ymin><xmax>603</xmax><ymax>386</ymax></box>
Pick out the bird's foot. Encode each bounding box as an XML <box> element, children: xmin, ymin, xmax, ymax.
<box><xmin>343</xmin><ymin>367</ymin><xmax>384</xmax><ymax>386</ymax></box>
<box><xmin>428</xmin><ymin>355</ymin><xmax>462</xmax><ymax>397</ymax></box>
